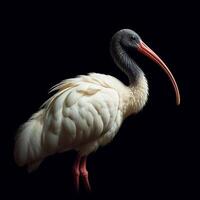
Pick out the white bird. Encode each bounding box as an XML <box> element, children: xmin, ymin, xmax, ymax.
<box><xmin>14</xmin><ymin>29</ymin><xmax>180</xmax><ymax>191</ymax></box>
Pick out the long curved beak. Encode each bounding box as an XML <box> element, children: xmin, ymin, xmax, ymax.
<box><xmin>137</xmin><ymin>41</ymin><xmax>180</xmax><ymax>105</ymax></box>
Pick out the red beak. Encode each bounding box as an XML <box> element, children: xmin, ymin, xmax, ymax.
<box><xmin>137</xmin><ymin>41</ymin><xmax>180</xmax><ymax>105</ymax></box>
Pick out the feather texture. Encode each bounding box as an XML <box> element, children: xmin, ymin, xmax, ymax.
<box><xmin>14</xmin><ymin>109</ymin><xmax>44</xmax><ymax>171</ymax></box>
<box><xmin>14</xmin><ymin>73</ymin><xmax>148</xmax><ymax>171</ymax></box>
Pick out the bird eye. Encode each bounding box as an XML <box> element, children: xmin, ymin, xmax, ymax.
<box><xmin>130</xmin><ymin>36</ymin><xmax>136</xmax><ymax>41</ymax></box>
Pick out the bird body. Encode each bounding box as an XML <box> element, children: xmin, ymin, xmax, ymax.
<box><xmin>15</xmin><ymin>72</ymin><xmax>148</xmax><ymax>171</ymax></box>
<box><xmin>14</xmin><ymin>29</ymin><xmax>180</xmax><ymax>190</ymax></box>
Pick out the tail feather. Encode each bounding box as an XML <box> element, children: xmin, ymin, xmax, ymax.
<box><xmin>14</xmin><ymin>109</ymin><xmax>45</xmax><ymax>171</ymax></box>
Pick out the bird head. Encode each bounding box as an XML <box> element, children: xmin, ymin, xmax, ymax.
<box><xmin>111</xmin><ymin>29</ymin><xmax>180</xmax><ymax>105</ymax></box>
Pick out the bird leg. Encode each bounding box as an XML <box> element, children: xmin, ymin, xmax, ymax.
<box><xmin>72</xmin><ymin>154</ymin><xmax>81</xmax><ymax>191</ymax></box>
<box><xmin>80</xmin><ymin>156</ymin><xmax>91</xmax><ymax>192</ymax></box>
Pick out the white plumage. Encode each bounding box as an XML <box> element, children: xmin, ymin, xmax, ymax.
<box><xmin>14</xmin><ymin>29</ymin><xmax>180</xmax><ymax>191</ymax></box>
<box><xmin>14</xmin><ymin>73</ymin><xmax>148</xmax><ymax>171</ymax></box>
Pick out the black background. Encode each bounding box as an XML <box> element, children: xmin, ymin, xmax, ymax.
<box><xmin>2</xmin><ymin>1</ymin><xmax>199</xmax><ymax>199</ymax></box>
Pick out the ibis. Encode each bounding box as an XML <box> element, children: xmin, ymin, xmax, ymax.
<box><xmin>14</xmin><ymin>29</ymin><xmax>180</xmax><ymax>191</ymax></box>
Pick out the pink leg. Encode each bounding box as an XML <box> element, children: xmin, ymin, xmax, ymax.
<box><xmin>80</xmin><ymin>156</ymin><xmax>91</xmax><ymax>192</ymax></box>
<box><xmin>72</xmin><ymin>155</ymin><xmax>81</xmax><ymax>191</ymax></box>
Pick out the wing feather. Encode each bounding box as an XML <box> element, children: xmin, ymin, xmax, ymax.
<box><xmin>41</xmin><ymin>73</ymin><xmax>124</xmax><ymax>154</ymax></box>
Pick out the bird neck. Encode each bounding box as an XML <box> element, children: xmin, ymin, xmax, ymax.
<box><xmin>110</xmin><ymin>36</ymin><xmax>149</xmax><ymax>115</ymax></box>
<box><xmin>110</xmin><ymin>39</ymin><xmax>144</xmax><ymax>87</ymax></box>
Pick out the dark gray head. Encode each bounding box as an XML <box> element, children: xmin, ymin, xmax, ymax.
<box><xmin>110</xmin><ymin>29</ymin><xmax>181</xmax><ymax>105</ymax></box>
<box><xmin>111</xmin><ymin>29</ymin><xmax>142</xmax><ymax>50</ymax></box>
